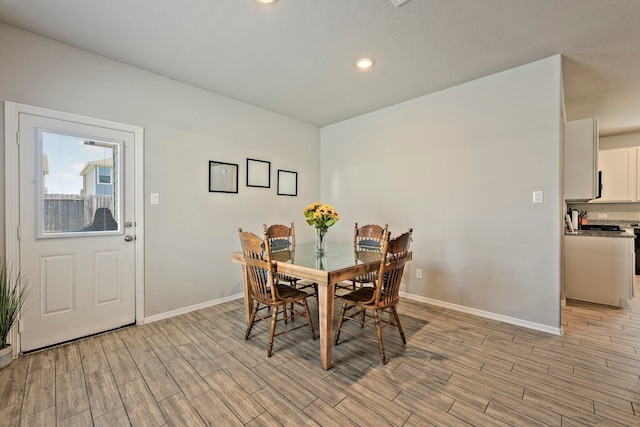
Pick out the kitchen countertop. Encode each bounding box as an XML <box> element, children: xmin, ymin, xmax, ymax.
<box><xmin>565</xmin><ymin>230</ymin><xmax>635</xmax><ymax>238</ymax></box>
<box><xmin>587</xmin><ymin>220</ymin><xmax>639</xmax><ymax>227</ymax></box>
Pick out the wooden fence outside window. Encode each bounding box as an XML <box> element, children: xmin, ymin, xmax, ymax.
<box><xmin>43</xmin><ymin>194</ymin><xmax>114</xmax><ymax>232</ymax></box>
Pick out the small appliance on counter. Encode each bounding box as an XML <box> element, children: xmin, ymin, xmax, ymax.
<box><xmin>565</xmin><ymin>209</ymin><xmax>589</xmax><ymax>231</ymax></box>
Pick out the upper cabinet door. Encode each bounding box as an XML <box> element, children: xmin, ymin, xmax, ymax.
<box><xmin>565</xmin><ymin>118</ymin><xmax>599</xmax><ymax>201</ymax></box>
<box><xmin>598</xmin><ymin>147</ymin><xmax>636</xmax><ymax>202</ymax></box>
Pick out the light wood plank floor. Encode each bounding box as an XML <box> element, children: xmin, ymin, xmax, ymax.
<box><xmin>1</xmin><ymin>281</ymin><xmax>640</xmax><ymax>426</ymax></box>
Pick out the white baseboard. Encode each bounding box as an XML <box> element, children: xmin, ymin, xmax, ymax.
<box><xmin>142</xmin><ymin>293</ymin><xmax>244</xmax><ymax>324</ymax></box>
<box><xmin>142</xmin><ymin>291</ymin><xmax>563</xmax><ymax>336</ymax></box>
<box><xmin>400</xmin><ymin>292</ymin><xmax>563</xmax><ymax>336</ymax></box>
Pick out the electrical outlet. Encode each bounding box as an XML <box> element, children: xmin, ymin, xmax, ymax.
<box><xmin>416</xmin><ymin>268</ymin><xmax>423</xmax><ymax>280</ymax></box>
<box><xmin>598</xmin><ymin>213</ymin><xmax>608</xmax><ymax>219</ymax></box>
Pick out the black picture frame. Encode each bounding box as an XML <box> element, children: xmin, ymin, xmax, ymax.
<box><xmin>209</xmin><ymin>161</ymin><xmax>238</xmax><ymax>193</ymax></box>
<box><xmin>246</xmin><ymin>158</ymin><xmax>271</xmax><ymax>188</ymax></box>
<box><xmin>277</xmin><ymin>169</ymin><xmax>297</xmax><ymax>196</ymax></box>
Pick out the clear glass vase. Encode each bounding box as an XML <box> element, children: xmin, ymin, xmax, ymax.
<box><xmin>315</xmin><ymin>254</ymin><xmax>327</xmax><ymax>270</ymax></box>
<box><xmin>315</xmin><ymin>228</ymin><xmax>328</xmax><ymax>255</ymax></box>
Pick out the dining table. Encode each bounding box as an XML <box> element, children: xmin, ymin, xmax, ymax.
<box><xmin>231</xmin><ymin>241</ymin><xmax>401</xmax><ymax>370</ymax></box>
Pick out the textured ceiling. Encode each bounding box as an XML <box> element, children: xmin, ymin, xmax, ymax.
<box><xmin>1</xmin><ymin>0</ymin><xmax>639</xmax><ymax>134</ymax></box>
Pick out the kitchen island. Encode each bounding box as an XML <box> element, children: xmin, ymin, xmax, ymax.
<box><xmin>564</xmin><ymin>230</ymin><xmax>635</xmax><ymax>307</ymax></box>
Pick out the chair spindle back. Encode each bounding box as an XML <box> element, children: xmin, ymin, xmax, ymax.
<box><xmin>376</xmin><ymin>229</ymin><xmax>413</xmax><ymax>306</ymax></box>
<box><xmin>238</xmin><ymin>228</ymin><xmax>277</xmax><ymax>303</ymax></box>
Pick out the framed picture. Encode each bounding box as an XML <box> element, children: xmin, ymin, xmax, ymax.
<box><xmin>277</xmin><ymin>169</ymin><xmax>297</xmax><ymax>196</ymax></box>
<box><xmin>209</xmin><ymin>161</ymin><xmax>238</xmax><ymax>193</ymax></box>
<box><xmin>246</xmin><ymin>158</ymin><xmax>270</xmax><ymax>188</ymax></box>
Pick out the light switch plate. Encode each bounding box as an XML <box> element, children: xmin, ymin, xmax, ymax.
<box><xmin>532</xmin><ymin>190</ymin><xmax>543</xmax><ymax>203</ymax></box>
<box><xmin>150</xmin><ymin>193</ymin><xmax>160</xmax><ymax>205</ymax></box>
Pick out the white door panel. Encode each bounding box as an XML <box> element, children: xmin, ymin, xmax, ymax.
<box><xmin>18</xmin><ymin>112</ymin><xmax>136</xmax><ymax>351</ymax></box>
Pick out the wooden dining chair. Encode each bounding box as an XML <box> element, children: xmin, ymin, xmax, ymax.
<box><xmin>341</xmin><ymin>223</ymin><xmax>388</xmax><ymax>291</ymax></box>
<box><xmin>238</xmin><ymin>228</ymin><xmax>316</xmax><ymax>357</ymax></box>
<box><xmin>334</xmin><ymin>228</ymin><xmax>412</xmax><ymax>365</ymax></box>
<box><xmin>265</xmin><ymin>223</ymin><xmax>318</xmax><ymax>298</ymax></box>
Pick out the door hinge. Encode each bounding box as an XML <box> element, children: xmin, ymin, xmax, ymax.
<box><xmin>17</xmin><ymin>225</ymin><xmax>22</xmax><ymax>240</ymax></box>
<box><xmin>19</xmin><ymin>319</ymin><xmax>23</xmax><ymax>333</ymax></box>
<box><xmin>16</xmin><ymin>130</ymin><xmax>20</xmax><ymax>144</ymax></box>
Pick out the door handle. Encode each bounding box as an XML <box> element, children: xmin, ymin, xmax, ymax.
<box><xmin>124</xmin><ymin>235</ymin><xmax>135</xmax><ymax>242</ymax></box>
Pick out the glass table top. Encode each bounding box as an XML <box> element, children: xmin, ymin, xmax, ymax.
<box><xmin>271</xmin><ymin>242</ymin><xmax>382</xmax><ymax>271</ymax></box>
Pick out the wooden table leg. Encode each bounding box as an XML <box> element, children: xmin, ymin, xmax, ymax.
<box><xmin>317</xmin><ymin>280</ymin><xmax>335</xmax><ymax>370</ymax></box>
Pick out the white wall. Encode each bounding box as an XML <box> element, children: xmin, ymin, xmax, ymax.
<box><xmin>0</xmin><ymin>24</ymin><xmax>321</xmax><ymax>317</ymax></box>
<box><xmin>321</xmin><ymin>56</ymin><xmax>564</xmax><ymax>331</ymax></box>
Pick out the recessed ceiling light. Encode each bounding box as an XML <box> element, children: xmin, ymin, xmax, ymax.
<box><xmin>355</xmin><ymin>58</ymin><xmax>375</xmax><ymax>70</ymax></box>
<box><xmin>257</xmin><ymin>0</ymin><xmax>276</xmax><ymax>4</ymax></box>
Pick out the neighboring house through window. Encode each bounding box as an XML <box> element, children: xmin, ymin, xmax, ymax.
<box><xmin>81</xmin><ymin>159</ymin><xmax>113</xmax><ymax>196</ymax></box>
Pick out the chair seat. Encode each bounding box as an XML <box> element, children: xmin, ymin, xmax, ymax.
<box><xmin>271</xmin><ymin>283</ymin><xmax>308</xmax><ymax>300</ymax></box>
<box><xmin>276</xmin><ymin>273</ymin><xmax>318</xmax><ymax>297</ymax></box>
<box><xmin>342</xmin><ymin>287</ymin><xmax>384</xmax><ymax>305</ymax></box>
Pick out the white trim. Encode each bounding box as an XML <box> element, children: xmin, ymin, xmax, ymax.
<box><xmin>4</xmin><ymin>101</ymin><xmax>146</xmax><ymax>356</ymax></box>
<box><xmin>400</xmin><ymin>292</ymin><xmax>564</xmax><ymax>336</ymax></box>
<box><xmin>133</xmin><ymin>121</ymin><xmax>145</xmax><ymax>325</ymax></box>
<box><xmin>142</xmin><ymin>294</ymin><xmax>244</xmax><ymax>324</ymax></box>
<box><xmin>4</xmin><ymin>102</ymin><xmax>21</xmax><ymax>358</ymax></box>
<box><xmin>4</xmin><ymin>102</ymin><xmax>20</xmax><ymax>264</ymax></box>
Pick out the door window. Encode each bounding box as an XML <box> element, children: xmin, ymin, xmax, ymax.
<box><xmin>39</xmin><ymin>130</ymin><xmax>121</xmax><ymax>237</ymax></box>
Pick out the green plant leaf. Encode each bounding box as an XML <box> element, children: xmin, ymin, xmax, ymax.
<box><xmin>0</xmin><ymin>258</ymin><xmax>30</xmax><ymax>349</ymax></box>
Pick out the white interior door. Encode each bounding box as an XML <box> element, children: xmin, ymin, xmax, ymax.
<box><xmin>15</xmin><ymin>110</ymin><xmax>139</xmax><ymax>351</ymax></box>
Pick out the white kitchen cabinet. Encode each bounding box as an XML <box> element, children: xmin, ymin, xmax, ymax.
<box><xmin>564</xmin><ymin>234</ymin><xmax>634</xmax><ymax>307</ymax></box>
<box><xmin>565</xmin><ymin>118</ymin><xmax>599</xmax><ymax>201</ymax></box>
<box><xmin>598</xmin><ymin>147</ymin><xmax>636</xmax><ymax>202</ymax></box>
<box><xmin>636</xmin><ymin>148</ymin><xmax>640</xmax><ymax>201</ymax></box>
